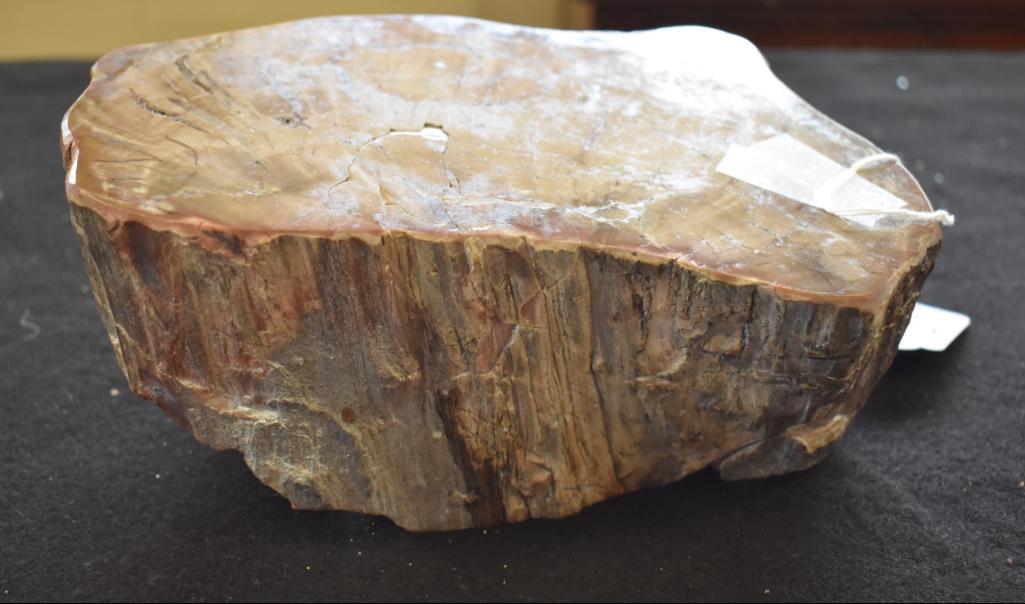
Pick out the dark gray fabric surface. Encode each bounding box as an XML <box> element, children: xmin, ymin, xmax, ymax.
<box><xmin>1</xmin><ymin>51</ymin><xmax>1023</xmax><ymax>602</ymax></box>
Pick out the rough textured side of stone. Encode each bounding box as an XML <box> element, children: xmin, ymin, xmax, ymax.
<box><xmin>70</xmin><ymin>202</ymin><xmax>936</xmax><ymax>531</ymax></box>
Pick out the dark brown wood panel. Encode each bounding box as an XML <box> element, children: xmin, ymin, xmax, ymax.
<box><xmin>592</xmin><ymin>0</ymin><xmax>1025</xmax><ymax>48</ymax></box>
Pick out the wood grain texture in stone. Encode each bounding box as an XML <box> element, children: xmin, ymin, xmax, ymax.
<box><xmin>61</xmin><ymin>15</ymin><xmax>942</xmax><ymax>531</ymax></box>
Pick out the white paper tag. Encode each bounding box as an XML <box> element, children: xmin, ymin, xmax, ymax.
<box><xmin>898</xmin><ymin>302</ymin><xmax>971</xmax><ymax>352</ymax></box>
<box><xmin>715</xmin><ymin>134</ymin><xmax>907</xmax><ymax>227</ymax></box>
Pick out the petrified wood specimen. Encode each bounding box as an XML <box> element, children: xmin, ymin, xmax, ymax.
<box><xmin>62</xmin><ymin>16</ymin><xmax>942</xmax><ymax>530</ymax></box>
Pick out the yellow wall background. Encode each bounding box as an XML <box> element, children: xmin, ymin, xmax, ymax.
<box><xmin>0</xmin><ymin>0</ymin><xmax>586</xmax><ymax>60</ymax></box>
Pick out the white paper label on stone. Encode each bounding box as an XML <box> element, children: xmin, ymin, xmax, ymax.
<box><xmin>715</xmin><ymin>134</ymin><xmax>907</xmax><ymax>227</ymax></box>
<box><xmin>898</xmin><ymin>302</ymin><xmax>971</xmax><ymax>352</ymax></box>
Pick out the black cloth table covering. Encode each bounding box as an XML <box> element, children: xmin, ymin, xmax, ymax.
<box><xmin>1</xmin><ymin>51</ymin><xmax>1023</xmax><ymax>601</ymax></box>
